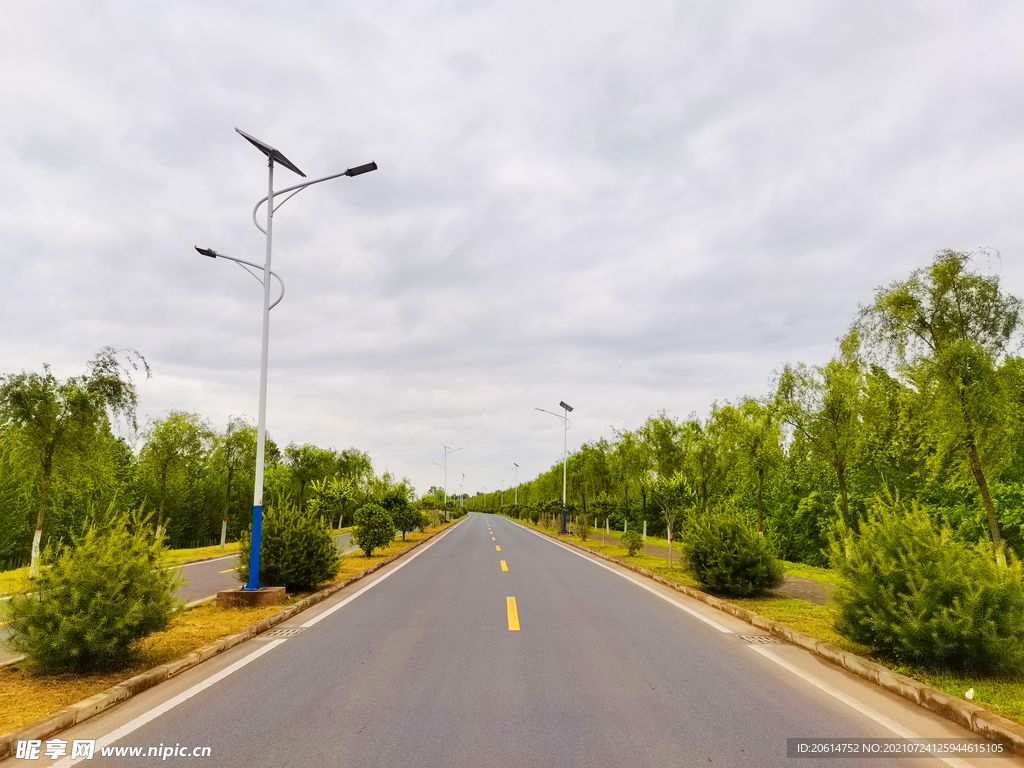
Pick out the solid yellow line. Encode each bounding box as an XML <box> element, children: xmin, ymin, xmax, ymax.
<box><xmin>219</xmin><ymin>567</ymin><xmax>240</xmax><ymax>573</ymax></box>
<box><xmin>500</xmin><ymin>560</ymin><xmax>508</xmax><ymax>571</ymax></box>
<box><xmin>495</xmin><ymin>545</ymin><xmax>501</xmax><ymax>551</ymax></box>
<box><xmin>507</xmin><ymin>596</ymin><xmax>520</xmax><ymax>630</ymax></box>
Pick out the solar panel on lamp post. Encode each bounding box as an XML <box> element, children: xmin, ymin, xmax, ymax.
<box><xmin>536</xmin><ymin>401</ymin><xmax>573</xmax><ymax>532</ymax></box>
<box><xmin>202</xmin><ymin>129</ymin><xmax>376</xmax><ymax>593</ymax></box>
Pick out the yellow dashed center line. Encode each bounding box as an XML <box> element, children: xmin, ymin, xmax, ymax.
<box><xmin>495</xmin><ymin>545</ymin><xmax>501</xmax><ymax>551</ymax></box>
<box><xmin>219</xmin><ymin>567</ymin><xmax>240</xmax><ymax>573</ymax></box>
<box><xmin>500</xmin><ymin>560</ymin><xmax>508</xmax><ymax>571</ymax></box>
<box><xmin>507</xmin><ymin>597</ymin><xmax>520</xmax><ymax>630</ymax></box>
<box><xmin>491</xmin><ymin>536</ymin><xmax>496</xmax><ymax>540</ymax></box>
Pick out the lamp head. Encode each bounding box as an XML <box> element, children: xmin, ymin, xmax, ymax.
<box><xmin>559</xmin><ymin>401</ymin><xmax>574</xmax><ymax>413</ymax></box>
<box><xmin>345</xmin><ymin>162</ymin><xmax>378</xmax><ymax>177</ymax></box>
<box><xmin>195</xmin><ymin>246</ymin><xmax>218</xmax><ymax>259</ymax></box>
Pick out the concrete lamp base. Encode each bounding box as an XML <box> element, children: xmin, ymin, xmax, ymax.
<box><xmin>216</xmin><ymin>586</ymin><xmax>286</xmax><ymax>609</ymax></box>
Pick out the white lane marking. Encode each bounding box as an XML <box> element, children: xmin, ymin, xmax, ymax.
<box><xmin>52</xmin><ymin>640</ymin><xmax>287</xmax><ymax>767</ymax></box>
<box><xmin>184</xmin><ymin>596</ymin><xmax>216</xmax><ymax>608</ymax></box>
<box><xmin>179</xmin><ymin>555</ymin><xmax>237</xmax><ymax>567</ymax></box>
<box><xmin>748</xmin><ymin>646</ymin><xmax>973</xmax><ymax>768</ymax></box>
<box><xmin>52</xmin><ymin>524</ymin><xmax>460</xmax><ymax>762</ymax></box>
<box><xmin>301</xmin><ymin>522</ymin><xmax>459</xmax><ymax>628</ymax></box>
<box><xmin>518</xmin><ymin>523</ymin><xmax>733</xmax><ymax>634</ymax></box>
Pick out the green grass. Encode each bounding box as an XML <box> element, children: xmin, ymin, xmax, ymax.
<box><xmin>779</xmin><ymin>560</ymin><xmax>839</xmax><ymax>585</ymax></box>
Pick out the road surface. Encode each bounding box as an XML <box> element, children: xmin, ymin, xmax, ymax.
<box><xmin>4</xmin><ymin>513</ymin><xmax>1017</xmax><ymax>767</ymax></box>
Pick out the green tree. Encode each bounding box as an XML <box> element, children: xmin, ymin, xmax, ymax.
<box><xmin>858</xmin><ymin>250</ymin><xmax>1023</xmax><ymax>563</ymax></box>
<box><xmin>6</xmin><ymin>509</ymin><xmax>182</xmax><ymax>671</ymax></box>
<box><xmin>731</xmin><ymin>398</ymin><xmax>783</xmax><ymax>534</ymax></box>
<box><xmin>649</xmin><ymin>472</ymin><xmax>693</xmax><ymax>568</ymax></box>
<box><xmin>353</xmin><ymin>502</ymin><xmax>396</xmax><ymax>556</ymax></box>
<box><xmin>137</xmin><ymin>411</ymin><xmax>214</xmax><ymax>537</ymax></box>
<box><xmin>212</xmin><ymin>415</ymin><xmax>257</xmax><ymax>549</ymax></box>
<box><xmin>776</xmin><ymin>336</ymin><xmax>863</xmax><ymax>529</ymax></box>
<box><xmin>0</xmin><ymin>347</ymin><xmax>149</xmax><ymax>576</ymax></box>
<box><xmin>284</xmin><ymin>443</ymin><xmax>337</xmax><ymax>508</ymax></box>
<box><xmin>237</xmin><ymin>501</ymin><xmax>340</xmax><ymax>590</ymax></box>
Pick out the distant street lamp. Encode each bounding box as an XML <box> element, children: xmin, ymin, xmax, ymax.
<box><xmin>536</xmin><ymin>401</ymin><xmax>573</xmax><ymax>533</ymax></box>
<box><xmin>460</xmin><ymin>473</ymin><xmax>471</xmax><ymax>509</ymax></box>
<box><xmin>504</xmin><ymin>463</ymin><xmax>519</xmax><ymax>506</ymax></box>
<box><xmin>200</xmin><ymin>128</ymin><xmax>376</xmax><ymax>592</ymax></box>
<box><xmin>434</xmin><ymin>444</ymin><xmax>463</xmax><ymax>521</ymax></box>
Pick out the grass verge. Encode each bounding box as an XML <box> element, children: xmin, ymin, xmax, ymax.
<box><xmin>509</xmin><ymin>515</ymin><xmax>1024</xmax><ymax>728</ymax></box>
<box><xmin>0</xmin><ymin>522</ymin><xmax>452</xmax><ymax>736</ymax></box>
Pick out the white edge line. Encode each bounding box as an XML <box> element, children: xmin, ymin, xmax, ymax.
<box><xmin>51</xmin><ymin>522</ymin><xmax>461</xmax><ymax>764</ymax></box>
<box><xmin>517</xmin><ymin>522</ymin><xmax>734</xmax><ymax>634</ymax></box>
<box><xmin>748</xmin><ymin>646</ymin><xmax>973</xmax><ymax>768</ymax></box>
<box><xmin>178</xmin><ymin>555</ymin><xmax>237</xmax><ymax>567</ymax></box>
<box><xmin>52</xmin><ymin>639</ymin><xmax>287</xmax><ymax>767</ymax></box>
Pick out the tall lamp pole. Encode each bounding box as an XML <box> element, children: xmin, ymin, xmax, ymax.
<box><xmin>536</xmin><ymin>401</ymin><xmax>573</xmax><ymax>533</ymax></box>
<box><xmin>435</xmin><ymin>444</ymin><xmax>463</xmax><ymax>521</ymax></box>
<box><xmin>202</xmin><ymin>128</ymin><xmax>376</xmax><ymax>592</ymax></box>
<box><xmin>504</xmin><ymin>463</ymin><xmax>519</xmax><ymax>506</ymax></box>
<box><xmin>460</xmin><ymin>472</ymin><xmax>471</xmax><ymax>509</ymax></box>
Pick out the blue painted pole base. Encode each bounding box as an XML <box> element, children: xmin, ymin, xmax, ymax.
<box><xmin>243</xmin><ymin>504</ymin><xmax>263</xmax><ymax>591</ymax></box>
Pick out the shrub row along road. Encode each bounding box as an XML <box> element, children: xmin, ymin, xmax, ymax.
<box><xmin>12</xmin><ymin>513</ymin><xmax>1017</xmax><ymax>768</ymax></box>
<box><xmin>0</xmin><ymin>533</ymin><xmax>362</xmax><ymax>665</ymax></box>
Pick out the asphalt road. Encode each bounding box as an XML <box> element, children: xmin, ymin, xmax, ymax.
<box><xmin>4</xmin><ymin>513</ymin><xmax>1019</xmax><ymax>768</ymax></box>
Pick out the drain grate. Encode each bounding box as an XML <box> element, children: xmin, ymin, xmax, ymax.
<box><xmin>262</xmin><ymin>627</ymin><xmax>306</xmax><ymax>638</ymax></box>
<box><xmin>739</xmin><ymin>634</ymin><xmax>785</xmax><ymax>645</ymax></box>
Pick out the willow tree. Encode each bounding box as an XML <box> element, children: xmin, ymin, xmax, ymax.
<box><xmin>858</xmin><ymin>250</ymin><xmax>1023</xmax><ymax>565</ymax></box>
<box><xmin>776</xmin><ymin>334</ymin><xmax>864</xmax><ymax>529</ymax></box>
<box><xmin>0</xmin><ymin>348</ymin><xmax>148</xmax><ymax>577</ymax></box>
<box><xmin>137</xmin><ymin>411</ymin><xmax>213</xmax><ymax>536</ymax></box>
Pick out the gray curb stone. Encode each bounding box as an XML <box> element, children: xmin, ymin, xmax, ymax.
<box><xmin>0</xmin><ymin>520</ymin><xmax>463</xmax><ymax>760</ymax></box>
<box><xmin>513</xmin><ymin>517</ymin><xmax>1024</xmax><ymax>753</ymax></box>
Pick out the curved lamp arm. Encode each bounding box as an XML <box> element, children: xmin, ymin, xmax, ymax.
<box><xmin>251</xmin><ymin>162</ymin><xmax>378</xmax><ymax>235</ymax></box>
<box><xmin>535</xmin><ymin>407</ymin><xmax>571</xmax><ymax>430</ymax></box>
<box><xmin>195</xmin><ymin>247</ymin><xmax>286</xmax><ymax>310</ymax></box>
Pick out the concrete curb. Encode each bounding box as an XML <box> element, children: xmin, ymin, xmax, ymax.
<box><xmin>0</xmin><ymin>519</ymin><xmax>464</xmax><ymax>760</ymax></box>
<box><xmin>511</xmin><ymin>517</ymin><xmax>1024</xmax><ymax>753</ymax></box>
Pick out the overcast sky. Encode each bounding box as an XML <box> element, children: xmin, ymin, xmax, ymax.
<box><xmin>2</xmin><ymin>1</ymin><xmax>1023</xmax><ymax>499</ymax></box>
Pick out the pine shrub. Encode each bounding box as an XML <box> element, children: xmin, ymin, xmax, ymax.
<box><xmin>238</xmin><ymin>501</ymin><xmax>340</xmax><ymax>591</ymax></box>
<box><xmin>353</xmin><ymin>502</ymin><xmax>396</xmax><ymax>556</ymax></box>
<box><xmin>6</xmin><ymin>511</ymin><xmax>182</xmax><ymax>672</ymax></box>
<box><xmin>681</xmin><ymin>509</ymin><xmax>783</xmax><ymax>597</ymax></box>
<box><xmin>619</xmin><ymin>528</ymin><xmax>644</xmax><ymax>556</ymax></box>
<box><xmin>829</xmin><ymin>499</ymin><xmax>1024</xmax><ymax>670</ymax></box>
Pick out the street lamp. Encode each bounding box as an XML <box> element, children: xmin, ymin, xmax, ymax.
<box><xmin>434</xmin><ymin>444</ymin><xmax>463</xmax><ymax>521</ymax></box>
<box><xmin>504</xmin><ymin>463</ymin><xmax>519</xmax><ymax>506</ymax></box>
<box><xmin>459</xmin><ymin>472</ymin><xmax>471</xmax><ymax>509</ymax></box>
<box><xmin>202</xmin><ymin>128</ymin><xmax>376</xmax><ymax>592</ymax></box>
<box><xmin>536</xmin><ymin>401</ymin><xmax>573</xmax><ymax>533</ymax></box>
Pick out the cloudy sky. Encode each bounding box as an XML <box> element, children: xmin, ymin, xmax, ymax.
<box><xmin>2</xmin><ymin>1</ymin><xmax>1023</xmax><ymax>498</ymax></box>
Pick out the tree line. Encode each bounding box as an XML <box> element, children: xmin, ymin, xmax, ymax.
<box><xmin>0</xmin><ymin>348</ymin><xmax>388</xmax><ymax>574</ymax></box>
<box><xmin>485</xmin><ymin>251</ymin><xmax>1024</xmax><ymax>567</ymax></box>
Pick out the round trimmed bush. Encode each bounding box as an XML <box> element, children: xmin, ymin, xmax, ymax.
<box><xmin>681</xmin><ymin>509</ymin><xmax>783</xmax><ymax>597</ymax></box>
<box><xmin>7</xmin><ymin>511</ymin><xmax>182</xmax><ymax>672</ymax></box>
<box><xmin>619</xmin><ymin>528</ymin><xmax>644</xmax><ymax>556</ymax></box>
<box><xmin>830</xmin><ymin>500</ymin><xmax>1024</xmax><ymax>670</ymax></box>
<box><xmin>353</xmin><ymin>502</ymin><xmax>396</xmax><ymax>556</ymax></box>
<box><xmin>238</xmin><ymin>501</ymin><xmax>340</xmax><ymax>591</ymax></box>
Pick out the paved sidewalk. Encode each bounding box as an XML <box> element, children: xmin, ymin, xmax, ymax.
<box><xmin>567</xmin><ymin>527</ymin><xmax>833</xmax><ymax>606</ymax></box>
